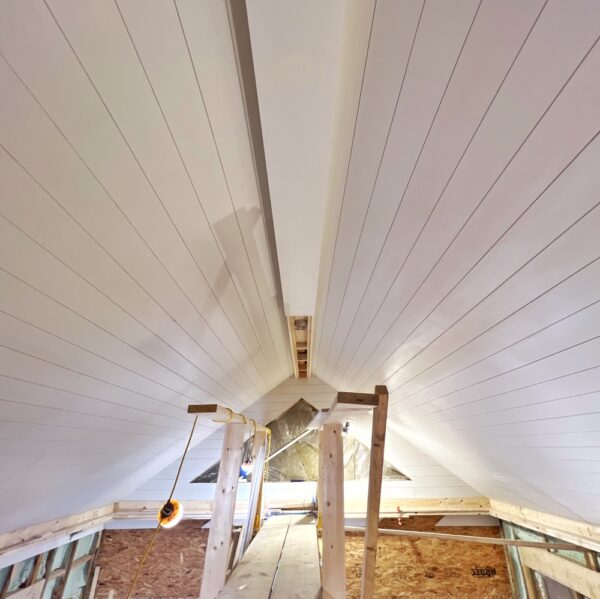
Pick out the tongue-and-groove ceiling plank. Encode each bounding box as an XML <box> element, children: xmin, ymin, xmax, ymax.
<box><xmin>315</xmin><ymin>0</ymin><xmax>480</xmax><ymax>374</ymax></box>
<box><xmin>313</xmin><ymin>0</ymin><xmax>600</xmax><ymax>523</ymax></box>
<box><xmin>0</xmin><ymin>0</ymin><xmax>291</xmax><ymax>532</ymax></box>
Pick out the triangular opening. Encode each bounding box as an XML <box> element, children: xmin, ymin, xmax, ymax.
<box><xmin>191</xmin><ymin>398</ymin><xmax>409</xmax><ymax>483</ymax></box>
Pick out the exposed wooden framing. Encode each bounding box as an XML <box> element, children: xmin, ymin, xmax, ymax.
<box><xmin>342</xmin><ymin>496</ymin><xmax>490</xmax><ymax>517</ymax></box>
<box><xmin>0</xmin><ymin>505</ymin><xmax>113</xmax><ymax>568</ymax></box>
<box><xmin>26</xmin><ymin>554</ymin><xmax>44</xmax><ymax>588</ymax></box>
<box><xmin>112</xmin><ymin>500</ymin><xmax>240</xmax><ymax>522</ymax></box>
<box><xmin>586</xmin><ymin>551</ymin><xmax>599</xmax><ymax>572</ymax></box>
<box><xmin>7</xmin><ymin>580</ymin><xmax>44</xmax><ymax>599</ymax></box>
<box><xmin>360</xmin><ymin>385</ymin><xmax>388</xmax><ymax>599</ymax></box>
<box><xmin>326</xmin><ymin>391</ymin><xmax>379</xmax><ymax>425</ymax></box>
<box><xmin>287</xmin><ymin>316</ymin><xmax>312</xmax><ymax>379</ymax></box>
<box><xmin>238</xmin><ymin>430</ymin><xmax>269</xmax><ymax>557</ymax></box>
<box><xmin>186</xmin><ymin>404</ymin><xmax>267</xmax><ymax>432</ymax></box>
<box><xmin>320</xmin><ymin>423</ymin><xmax>345</xmax><ymax>599</ymax></box>
<box><xmin>522</xmin><ymin>564</ymin><xmax>539</xmax><ymax>599</ymax></box>
<box><xmin>307</xmin><ymin>315</ymin><xmax>314</xmax><ymax>379</ymax></box>
<box><xmin>317</xmin><ymin>430</ymin><xmax>324</xmax><ymax>533</ymax></box>
<box><xmin>336</xmin><ymin>392</ymin><xmax>379</xmax><ymax>406</ymax></box>
<box><xmin>519</xmin><ymin>546</ymin><xmax>600</xmax><ymax>598</ymax></box>
<box><xmin>36</xmin><ymin>541</ymin><xmax>97</xmax><ymax>599</ymax></box>
<box><xmin>88</xmin><ymin>566</ymin><xmax>100</xmax><ymax>599</ymax></box>
<box><xmin>0</xmin><ymin>565</ymin><xmax>13</xmax><ymax>599</ymax></box>
<box><xmin>489</xmin><ymin>499</ymin><xmax>600</xmax><ymax>552</ymax></box>
<box><xmin>199</xmin><ymin>422</ymin><xmax>246</xmax><ymax>599</ymax></box>
<box><xmin>0</xmin><ymin>495</ymin><xmax>491</xmax><ymax>568</ymax></box>
<box><xmin>52</xmin><ymin>538</ymin><xmax>75</xmax><ymax>599</ymax></box>
<box><xmin>345</xmin><ymin>526</ymin><xmax>582</xmax><ymax>549</ymax></box>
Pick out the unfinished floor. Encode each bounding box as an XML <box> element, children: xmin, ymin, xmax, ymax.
<box><xmin>92</xmin><ymin>515</ymin><xmax>511</xmax><ymax>598</ymax></box>
<box><xmin>345</xmin><ymin>517</ymin><xmax>512</xmax><ymax>599</ymax></box>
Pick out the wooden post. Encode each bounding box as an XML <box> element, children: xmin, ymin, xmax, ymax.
<box><xmin>199</xmin><ymin>422</ymin><xmax>246</xmax><ymax>599</ymax></box>
<box><xmin>360</xmin><ymin>385</ymin><xmax>388</xmax><ymax>599</ymax></box>
<box><xmin>320</xmin><ymin>423</ymin><xmax>345</xmax><ymax>599</ymax></box>
<box><xmin>238</xmin><ymin>430</ymin><xmax>268</xmax><ymax>557</ymax></box>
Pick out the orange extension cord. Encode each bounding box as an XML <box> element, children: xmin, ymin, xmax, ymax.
<box><xmin>124</xmin><ymin>415</ymin><xmax>198</xmax><ymax>599</ymax></box>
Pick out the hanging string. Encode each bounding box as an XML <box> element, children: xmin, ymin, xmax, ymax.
<box><xmin>124</xmin><ymin>415</ymin><xmax>199</xmax><ymax>599</ymax></box>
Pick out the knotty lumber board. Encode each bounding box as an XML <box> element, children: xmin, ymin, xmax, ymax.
<box><xmin>320</xmin><ymin>423</ymin><xmax>345</xmax><ymax>599</ymax></box>
<box><xmin>361</xmin><ymin>386</ymin><xmax>388</xmax><ymax>599</ymax></box>
<box><xmin>271</xmin><ymin>515</ymin><xmax>321</xmax><ymax>599</ymax></box>
<box><xmin>218</xmin><ymin>515</ymin><xmax>292</xmax><ymax>598</ymax></box>
<box><xmin>200</xmin><ymin>422</ymin><xmax>246</xmax><ymax>599</ymax></box>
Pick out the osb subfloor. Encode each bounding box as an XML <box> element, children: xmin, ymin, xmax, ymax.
<box><xmin>345</xmin><ymin>517</ymin><xmax>513</xmax><ymax>599</ymax></box>
<box><xmin>95</xmin><ymin>521</ymin><xmax>208</xmax><ymax>599</ymax></box>
<box><xmin>94</xmin><ymin>516</ymin><xmax>513</xmax><ymax>598</ymax></box>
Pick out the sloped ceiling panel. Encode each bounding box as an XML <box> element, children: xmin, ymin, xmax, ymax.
<box><xmin>313</xmin><ymin>0</ymin><xmax>600</xmax><ymax>523</ymax></box>
<box><xmin>128</xmin><ymin>376</ymin><xmax>477</xmax><ymax>502</ymax></box>
<box><xmin>0</xmin><ymin>0</ymin><xmax>291</xmax><ymax>533</ymax></box>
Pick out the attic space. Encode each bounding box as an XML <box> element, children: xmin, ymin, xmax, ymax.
<box><xmin>1</xmin><ymin>1</ymin><xmax>600</xmax><ymax>598</ymax></box>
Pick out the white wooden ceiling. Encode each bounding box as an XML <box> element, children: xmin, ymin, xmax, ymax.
<box><xmin>0</xmin><ymin>0</ymin><xmax>292</xmax><ymax>532</ymax></box>
<box><xmin>313</xmin><ymin>0</ymin><xmax>600</xmax><ymax>524</ymax></box>
<box><xmin>2</xmin><ymin>0</ymin><xmax>600</xmax><ymax>533</ymax></box>
<box><xmin>128</xmin><ymin>376</ymin><xmax>476</xmax><ymax>505</ymax></box>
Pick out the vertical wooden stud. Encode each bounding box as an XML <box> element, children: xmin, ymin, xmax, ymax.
<box><xmin>238</xmin><ymin>430</ymin><xmax>268</xmax><ymax>557</ymax></box>
<box><xmin>320</xmin><ymin>423</ymin><xmax>345</xmax><ymax>599</ymax></box>
<box><xmin>360</xmin><ymin>385</ymin><xmax>388</xmax><ymax>599</ymax></box>
<box><xmin>199</xmin><ymin>422</ymin><xmax>246</xmax><ymax>599</ymax></box>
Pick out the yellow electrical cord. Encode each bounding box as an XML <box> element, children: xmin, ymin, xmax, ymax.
<box><xmin>124</xmin><ymin>415</ymin><xmax>198</xmax><ymax>599</ymax></box>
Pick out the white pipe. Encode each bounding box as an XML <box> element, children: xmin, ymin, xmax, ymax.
<box><xmin>344</xmin><ymin>527</ymin><xmax>581</xmax><ymax>550</ymax></box>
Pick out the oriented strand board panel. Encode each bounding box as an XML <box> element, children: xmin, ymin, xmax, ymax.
<box><xmin>94</xmin><ymin>521</ymin><xmax>208</xmax><ymax>599</ymax></box>
<box><xmin>345</xmin><ymin>517</ymin><xmax>512</xmax><ymax>599</ymax></box>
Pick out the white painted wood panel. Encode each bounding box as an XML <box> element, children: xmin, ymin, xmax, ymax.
<box><xmin>314</xmin><ymin>0</ymin><xmax>600</xmax><ymax>523</ymax></box>
<box><xmin>0</xmin><ymin>0</ymin><xmax>289</xmax><ymax>533</ymax></box>
<box><xmin>354</xmin><ymin>41</ymin><xmax>600</xmax><ymax>394</ymax></box>
<box><xmin>0</xmin><ymin>0</ymin><xmax>287</xmax><ymax>396</ymax></box>
<box><xmin>327</xmin><ymin>0</ymin><xmax>547</xmax><ymax>385</ymax></box>
<box><xmin>316</xmin><ymin>0</ymin><xmax>426</xmax><ymax>368</ymax></box>
<box><xmin>320</xmin><ymin>0</ymin><xmax>480</xmax><ymax>382</ymax></box>
<box><xmin>129</xmin><ymin>377</ymin><xmax>477</xmax><ymax>504</ymax></box>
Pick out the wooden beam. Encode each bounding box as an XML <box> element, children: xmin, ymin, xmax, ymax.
<box><xmin>186</xmin><ymin>404</ymin><xmax>267</xmax><ymax>432</ymax></box>
<box><xmin>336</xmin><ymin>392</ymin><xmax>379</xmax><ymax>406</ymax></box>
<box><xmin>320</xmin><ymin>423</ymin><xmax>345</xmax><ymax>599</ymax></box>
<box><xmin>0</xmin><ymin>504</ymin><xmax>113</xmax><ymax>567</ymax></box>
<box><xmin>343</xmin><ymin>496</ymin><xmax>490</xmax><ymax>516</ymax></box>
<box><xmin>326</xmin><ymin>391</ymin><xmax>379</xmax><ymax>424</ymax></box>
<box><xmin>199</xmin><ymin>422</ymin><xmax>246</xmax><ymax>599</ymax></box>
<box><xmin>519</xmin><ymin>546</ymin><xmax>600</xmax><ymax>598</ymax></box>
<box><xmin>360</xmin><ymin>385</ymin><xmax>388</xmax><ymax>599</ymax></box>
<box><xmin>345</xmin><ymin>527</ymin><xmax>582</xmax><ymax>550</ymax></box>
<box><xmin>489</xmin><ymin>499</ymin><xmax>600</xmax><ymax>552</ymax></box>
